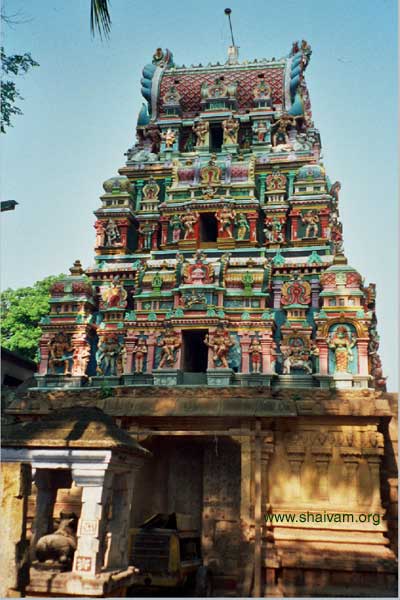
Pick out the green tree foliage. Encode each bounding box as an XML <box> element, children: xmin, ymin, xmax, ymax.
<box><xmin>90</xmin><ymin>0</ymin><xmax>111</xmax><ymax>38</ymax></box>
<box><xmin>1</xmin><ymin>46</ymin><xmax>39</xmax><ymax>133</ymax></box>
<box><xmin>1</xmin><ymin>275</ymin><xmax>64</xmax><ymax>361</ymax></box>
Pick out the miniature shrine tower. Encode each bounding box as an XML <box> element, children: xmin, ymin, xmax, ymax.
<box><xmin>6</xmin><ymin>36</ymin><xmax>397</xmax><ymax>599</ymax></box>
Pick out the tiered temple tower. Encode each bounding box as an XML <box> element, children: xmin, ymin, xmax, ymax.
<box><xmin>5</xmin><ymin>41</ymin><xmax>397</xmax><ymax>599</ymax></box>
<box><xmin>36</xmin><ymin>41</ymin><xmax>386</xmax><ymax>393</ymax></box>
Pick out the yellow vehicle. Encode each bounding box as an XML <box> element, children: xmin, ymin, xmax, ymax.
<box><xmin>127</xmin><ymin>513</ymin><xmax>213</xmax><ymax>596</ymax></box>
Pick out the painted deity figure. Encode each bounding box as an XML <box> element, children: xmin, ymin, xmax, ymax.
<box><xmin>48</xmin><ymin>332</ymin><xmax>74</xmax><ymax>375</ymax></box>
<box><xmin>302</xmin><ymin>210</ymin><xmax>320</xmax><ymax>238</ymax></box>
<box><xmin>270</xmin><ymin>344</ymin><xmax>278</xmax><ymax>374</ymax></box>
<box><xmin>94</xmin><ymin>220</ymin><xmax>105</xmax><ymax>247</ymax></box>
<box><xmin>253</xmin><ymin>120</ymin><xmax>269</xmax><ymax>143</ymax></box>
<box><xmin>96</xmin><ymin>336</ymin><xmax>123</xmax><ymax>376</ymax></box>
<box><xmin>271</xmin><ymin>112</ymin><xmax>298</xmax><ymax>146</ymax></box>
<box><xmin>135</xmin><ymin>260</ymin><xmax>147</xmax><ymax>294</ymax></box>
<box><xmin>170</xmin><ymin>214</ymin><xmax>183</xmax><ymax>242</ymax></box>
<box><xmin>218</xmin><ymin>252</ymin><xmax>231</xmax><ymax>287</ymax></box>
<box><xmin>152</xmin><ymin>47</ymin><xmax>166</xmax><ymax>66</ymax></box>
<box><xmin>192</xmin><ymin>120</ymin><xmax>209</xmax><ymax>147</ymax></box>
<box><xmin>132</xmin><ymin>338</ymin><xmax>148</xmax><ymax>373</ymax></box>
<box><xmin>235</xmin><ymin>213</ymin><xmax>250</xmax><ymax>240</ymax></box>
<box><xmin>328</xmin><ymin>326</ymin><xmax>356</xmax><ymax>373</ymax></box>
<box><xmin>204</xmin><ymin>329</ymin><xmax>235</xmax><ymax>369</ymax></box>
<box><xmin>222</xmin><ymin>116</ymin><xmax>239</xmax><ymax>144</ymax></box>
<box><xmin>183</xmin><ymin>132</ymin><xmax>195</xmax><ymax>152</ymax></box>
<box><xmin>281</xmin><ymin>345</ymin><xmax>313</xmax><ymax>374</ymax></box>
<box><xmin>264</xmin><ymin>218</ymin><xmax>284</xmax><ymax>244</ymax></box>
<box><xmin>142</xmin><ymin>178</ymin><xmax>160</xmax><ymax>201</ymax></box>
<box><xmin>158</xmin><ymin>329</ymin><xmax>181</xmax><ymax>368</ymax></box>
<box><xmin>329</xmin><ymin>181</ymin><xmax>341</xmax><ymax>206</ymax></box>
<box><xmin>309</xmin><ymin>342</ymin><xmax>320</xmax><ymax>372</ymax></box>
<box><xmin>101</xmin><ymin>276</ymin><xmax>128</xmax><ymax>308</ymax></box>
<box><xmin>191</xmin><ymin>264</ymin><xmax>206</xmax><ymax>285</ymax></box>
<box><xmin>253</xmin><ymin>80</ymin><xmax>272</xmax><ymax>101</ymax></box>
<box><xmin>266</xmin><ymin>169</ymin><xmax>287</xmax><ymax>192</ymax></box>
<box><xmin>330</xmin><ymin>217</ymin><xmax>344</xmax><ymax>254</ymax></box>
<box><xmin>139</xmin><ymin>222</ymin><xmax>156</xmax><ymax>250</ymax></box>
<box><xmin>143</xmin><ymin>125</ymin><xmax>162</xmax><ymax>154</ymax></box>
<box><xmin>249</xmin><ymin>337</ymin><xmax>262</xmax><ymax>373</ymax></box>
<box><xmin>281</xmin><ymin>272</ymin><xmax>311</xmax><ymax>306</ymax></box>
<box><xmin>72</xmin><ymin>339</ymin><xmax>91</xmax><ymax>377</ymax></box>
<box><xmin>181</xmin><ymin>208</ymin><xmax>199</xmax><ymax>240</ymax></box>
<box><xmin>104</xmin><ymin>219</ymin><xmax>121</xmax><ymax>246</ymax></box>
<box><xmin>163</xmin><ymin>85</ymin><xmax>181</xmax><ymax>106</ymax></box>
<box><xmin>175</xmin><ymin>252</ymin><xmax>185</xmax><ymax>286</ymax></box>
<box><xmin>162</xmin><ymin>128</ymin><xmax>176</xmax><ymax>149</ymax></box>
<box><xmin>200</xmin><ymin>159</ymin><xmax>221</xmax><ymax>184</ymax></box>
<box><xmin>216</xmin><ymin>205</ymin><xmax>236</xmax><ymax>238</ymax></box>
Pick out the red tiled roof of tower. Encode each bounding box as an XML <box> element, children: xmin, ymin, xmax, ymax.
<box><xmin>158</xmin><ymin>65</ymin><xmax>285</xmax><ymax>118</ymax></box>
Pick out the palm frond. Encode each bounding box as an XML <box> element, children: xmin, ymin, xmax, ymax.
<box><xmin>90</xmin><ymin>0</ymin><xmax>111</xmax><ymax>39</ymax></box>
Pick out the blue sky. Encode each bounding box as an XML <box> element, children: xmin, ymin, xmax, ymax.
<box><xmin>1</xmin><ymin>0</ymin><xmax>397</xmax><ymax>389</ymax></box>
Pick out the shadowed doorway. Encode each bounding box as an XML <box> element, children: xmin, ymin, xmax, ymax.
<box><xmin>182</xmin><ymin>329</ymin><xmax>208</xmax><ymax>384</ymax></box>
<box><xmin>200</xmin><ymin>213</ymin><xmax>218</xmax><ymax>243</ymax></box>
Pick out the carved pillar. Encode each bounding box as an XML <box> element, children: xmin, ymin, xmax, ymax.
<box><xmin>174</xmin><ymin>328</ymin><xmax>182</xmax><ymax>370</ymax></box>
<box><xmin>137</xmin><ymin>226</ymin><xmax>144</xmax><ymax>251</ymax></box>
<box><xmin>146</xmin><ymin>332</ymin><xmax>157</xmax><ymax>373</ymax></box>
<box><xmin>289</xmin><ymin>209</ymin><xmax>300</xmax><ymax>240</ymax></box>
<box><xmin>38</xmin><ymin>335</ymin><xmax>51</xmax><ymax>375</ymax></box>
<box><xmin>73</xmin><ymin>472</ymin><xmax>114</xmax><ymax>576</ymax></box>
<box><xmin>288</xmin><ymin>170</ymin><xmax>296</xmax><ymax>197</ymax></box>
<box><xmin>363</xmin><ymin>445</ymin><xmax>384</xmax><ymax>509</ymax></box>
<box><xmin>194</xmin><ymin>219</ymin><xmax>200</xmax><ymax>247</ymax></box>
<box><xmin>0</xmin><ymin>462</ymin><xmax>31</xmax><ymax>598</ymax></box>
<box><xmin>135</xmin><ymin>180</ymin><xmax>144</xmax><ymax>211</ymax></box>
<box><xmin>240</xmin><ymin>435</ymin><xmax>252</xmax><ymax>526</ymax></box>
<box><xmin>272</xmin><ymin>280</ymin><xmax>282</xmax><ymax>309</ymax></box>
<box><xmin>286</xmin><ymin>443</ymin><xmax>305</xmax><ymax>500</ymax></box>
<box><xmin>357</xmin><ymin>339</ymin><xmax>369</xmax><ymax>375</ymax></box>
<box><xmin>319</xmin><ymin>208</ymin><xmax>330</xmax><ymax>238</ymax></box>
<box><xmin>241</xmin><ymin>332</ymin><xmax>251</xmax><ymax>373</ymax></box>
<box><xmin>341</xmin><ymin>450</ymin><xmax>361</xmax><ymax>505</ymax></box>
<box><xmin>117</xmin><ymin>218</ymin><xmax>129</xmax><ymax>247</ymax></box>
<box><xmin>253</xmin><ymin>421</ymin><xmax>262</xmax><ymax>598</ymax></box>
<box><xmin>206</xmin><ymin>328</ymin><xmax>216</xmax><ymax>369</ymax></box>
<box><xmin>311</xmin><ymin>450</ymin><xmax>331</xmax><ymax>501</ymax></box>
<box><xmin>160</xmin><ymin>216</ymin><xmax>169</xmax><ymax>246</ymax></box>
<box><xmin>260</xmin><ymin>332</ymin><xmax>273</xmax><ymax>374</ymax></box>
<box><xmin>124</xmin><ymin>332</ymin><xmax>136</xmax><ymax>374</ymax></box>
<box><xmin>104</xmin><ymin>474</ymin><xmax>134</xmax><ymax>569</ymax></box>
<box><xmin>317</xmin><ymin>339</ymin><xmax>329</xmax><ymax>374</ymax></box>
<box><xmin>258</xmin><ymin>174</ymin><xmax>267</xmax><ymax>202</ymax></box>
<box><xmin>261</xmin><ymin>432</ymin><xmax>274</xmax><ymax>513</ymax></box>
<box><xmin>310</xmin><ymin>279</ymin><xmax>320</xmax><ymax>308</ymax></box>
<box><xmin>247</xmin><ymin>212</ymin><xmax>258</xmax><ymax>243</ymax></box>
<box><xmin>151</xmin><ymin>224</ymin><xmax>159</xmax><ymax>250</ymax></box>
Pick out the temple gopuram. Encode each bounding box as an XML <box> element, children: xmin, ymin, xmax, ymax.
<box><xmin>1</xmin><ymin>39</ymin><xmax>398</xmax><ymax>598</ymax></box>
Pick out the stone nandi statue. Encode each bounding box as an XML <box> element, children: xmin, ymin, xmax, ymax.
<box><xmin>35</xmin><ymin>512</ymin><xmax>78</xmax><ymax>568</ymax></box>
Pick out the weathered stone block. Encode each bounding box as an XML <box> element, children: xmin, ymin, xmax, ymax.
<box><xmin>207</xmin><ymin>368</ymin><xmax>233</xmax><ymax>386</ymax></box>
<box><xmin>152</xmin><ymin>368</ymin><xmax>182</xmax><ymax>386</ymax></box>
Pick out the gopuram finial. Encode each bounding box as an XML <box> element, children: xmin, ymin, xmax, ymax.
<box><xmin>224</xmin><ymin>8</ymin><xmax>239</xmax><ymax>64</ymax></box>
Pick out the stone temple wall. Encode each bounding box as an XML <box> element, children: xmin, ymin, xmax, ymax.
<box><xmin>130</xmin><ymin>437</ymin><xmax>204</xmax><ymax>529</ymax></box>
<box><xmin>4</xmin><ymin>386</ymin><xmax>397</xmax><ymax>597</ymax></box>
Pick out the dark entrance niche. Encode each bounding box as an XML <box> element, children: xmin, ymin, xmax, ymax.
<box><xmin>210</xmin><ymin>123</ymin><xmax>223</xmax><ymax>152</ymax></box>
<box><xmin>200</xmin><ymin>213</ymin><xmax>218</xmax><ymax>242</ymax></box>
<box><xmin>182</xmin><ymin>330</ymin><xmax>208</xmax><ymax>372</ymax></box>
